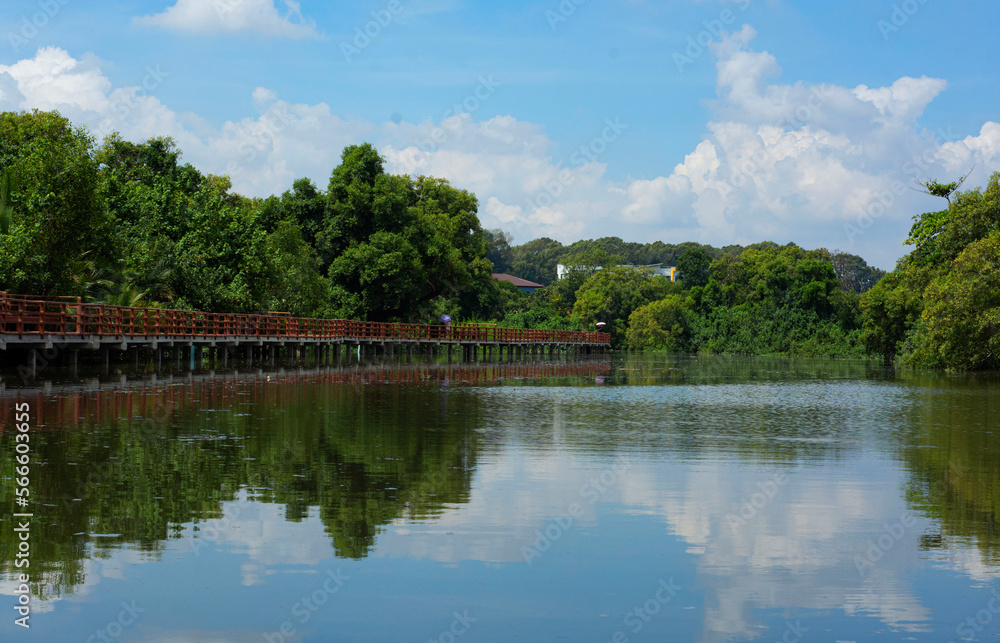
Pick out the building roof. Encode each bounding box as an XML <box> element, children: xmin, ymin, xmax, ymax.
<box><xmin>492</xmin><ymin>273</ymin><xmax>544</xmax><ymax>288</ymax></box>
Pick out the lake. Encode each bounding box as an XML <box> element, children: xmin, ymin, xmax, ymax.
<box><xmin>1</xmin><ymin>354</ymin><xmax>998</xmax><ymax>642</ymax></box>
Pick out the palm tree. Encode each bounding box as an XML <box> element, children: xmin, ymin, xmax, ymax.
<box><xmin>74</xmin><ymin>252</ymin><xmax>176</xmax><ymax>308</ymax></box>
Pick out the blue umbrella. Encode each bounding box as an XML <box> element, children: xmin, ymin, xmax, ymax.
<box><xmin>439</xmin><ymin>314</ymin><xmax>452</xmax><ymax>324</ymax></box>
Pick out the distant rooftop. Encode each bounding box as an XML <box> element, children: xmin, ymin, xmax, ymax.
<box><xmin>492</xmin><ymin>273</ymin><xmax>544</xmax><ymax>288</ymax></box>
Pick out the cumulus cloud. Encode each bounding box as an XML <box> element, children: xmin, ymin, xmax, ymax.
<box><xmin>2</xmin><ymin>32</ymin><xmax>999</xmax><ymax>267</ymax></box>
<box><xmin>0</xmin><ymin>47</ymin><xmax>369</xmax><ymax>197</ymax></box>
<box><xmin>380</xmin><ymin>27</ymin><xmax>998</xmax><ymax>266</ymax></box>
<box><xmin>133</xmin><ymin>0</ymin><xmax>320</xmax><ymax>39</ymax></box>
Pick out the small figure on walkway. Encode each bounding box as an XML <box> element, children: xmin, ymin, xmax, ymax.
<box><xmin>439</xmin><ymin>314</ymin><xmax>452</xmax><ymax>336</ymax></box>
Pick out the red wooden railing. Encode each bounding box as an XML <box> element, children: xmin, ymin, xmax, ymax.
<box><xmin>0</xmin><ymin>292</ymin><xmax>608</xmax><ymax>345</ymax></box>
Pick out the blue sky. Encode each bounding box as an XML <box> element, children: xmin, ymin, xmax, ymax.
<box><xmin>1</xmin><ymin>0</ymin><xmax>998</xmax><ymax>268</ymax></box>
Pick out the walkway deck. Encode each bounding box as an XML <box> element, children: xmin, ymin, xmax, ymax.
<box><xmin>0</xmin><ymin>291</ymin><xmax>609</xmax><ymax>369</ymax></box>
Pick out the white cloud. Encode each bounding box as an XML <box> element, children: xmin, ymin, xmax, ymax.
<box><xmin>133</xmin><ymin>0</ymin><xmax>320</xmax><ymax>39</ymax></box>
<box><xmin>2</xmin><ymin>33</ymin><xmax>999</xmax><ymax>268</ymax></box>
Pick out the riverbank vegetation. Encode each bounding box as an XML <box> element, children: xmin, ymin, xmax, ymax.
<box><xmin>1</xmin><ymin>110</ymin><xmax>997</xmax><ymax>369</ymax></box>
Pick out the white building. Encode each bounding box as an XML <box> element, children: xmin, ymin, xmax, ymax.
<box><xmin>556</xmin><ymin>263</ymin><xmax>677</xmax><ymax>281</ymax></box>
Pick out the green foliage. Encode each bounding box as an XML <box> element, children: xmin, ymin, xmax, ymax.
<box><xmin>862</xmin><ymin>172</ymin><xmax>1000</xmax><ymax>369</ymax></box>
<box><xmin>484</xmin><ymin>228</ymin><xmax>514</xmax><ymax>274</ymax></box>
<box><xmin>666</xmin><ymin>244</ymin><xmax>863</xmax><ymax>357</ymax></box>
<box><xmin>264</xmin><ymin>218</ymin><xmax>330</xmax><ymax>317</ymax></box>
<box><xmin>626</xmin><ymin>294</ymin><xmax>690</xmax><ymax>351</ymax></box>
<box><xmin>0</xmin><ymin>111</ymin><xmax>502</xmax><ymax>325</ymax></box>
<box><xmin>675</xmin><ymin>246</ymin><xmax>711</xmax><ymax>288</ymax></box>
<box><xmin>329</xmin><ymin>231</ymin><xmax>424</xmax><ymax>319</ymax></box>
<box><xmin>260</xmin><ymin>177</ymin><xmax>327</xmax><ymax>242</ymax></box>
<box><xmin>510</xmin><ymin>237</ymin><xmax>566</xmax><ymax>285</ymax></box>
<box><xmin>0</xmin><ymin>164</ymin><xmax>20</xmax><ymax>235</ymax></box>
<box><xmin>908</xmin><ymin>233</ymin><xmax>1000</xmax><ymax>370</ymax></box>
<box><xmin>321</xmin><ymin>148</ymin><xmax>498</xmax><ymax>322</ymax></box>
<box><xmin>917</xmin><ymin>171</ymin><xmax>971</xmax><ymax>206</ymax></box>
<box><xmin>825</xmin><ymin>250</ymin><xmax>886</xmax><ymax>293</ymax></box>
<box><xmin>0</xmin><ymin>110</ymin><xmax>109</xmax><ymax>295</ymax></box>
<box><xmin>571</xmin><ymin>267</ymin><xmax>674</xmax><ymax>348</ymax></box>
<box><xmin>505</xmin><ymin>236</ymin><xmax>736</xmax><ymax>287</ymax></box>
<box><xmin>858</xmin><ymin>262</ymin><xmax>929</xmax><ymax>363</ymax></box>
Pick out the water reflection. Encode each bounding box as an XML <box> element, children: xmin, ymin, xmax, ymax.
<box><xmin>0</xmin><ymin>355</ymin><xmax>997</xmax><ymax>642</ymax></box>
<box><xmin>0</xmin><ymin>361</ymin><xmax>611</xmax><ymax>599</ymax></box>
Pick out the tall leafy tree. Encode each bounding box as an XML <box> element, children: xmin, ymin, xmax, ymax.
<box><xmin>97</xmin><ymin>135</ymin><xmax>272</xmax><ymax>312</ymax></box>
<box><xmin>675</xmin><ymin>246</ymin><xmax>712</xmax><ymax>288</ymax></box>
<box><xmin>483</xmin><ymin>228</ymin><xmax>514</xmax><ymax>274</ymax></box>
<box><xmin>862</xmin><ymin>172</ymin><xmax>1000</xmax><ymax>368</ymax></box>
<box><xmin>911</xmin><ymin>232</ymin><xmax>1000</xmax><ymax>370</ymax></box>
<box><xmin>572</xmin><ymin>267</ymin><xmax>673</xmax><ymax>348</ymax></box>
<box><xmin>510</xmin><ymin>237</ymin><xmax>566</xmax><ymax>285</ymax></box>
<box><xmin>322</xmin><ymin>145</ymin><xmax>498</xmax><ymax>321</ymax></box>
<box><xmin>0</xmin><ymin>110</ymin><xmax>108</xmax><ymax>294</ymax></box>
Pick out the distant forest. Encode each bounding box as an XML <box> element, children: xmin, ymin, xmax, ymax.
<box><xmin>486</xmin><ymin>233</ymin><xmax>885</xmax><ymax>293</ymax></box>
<box><xmin>2</xmin><ymin>110</ymin><xmax>998</xmax><ymax>369</ymax></box>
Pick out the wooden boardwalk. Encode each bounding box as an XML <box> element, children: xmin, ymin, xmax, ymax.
<box><xmin>0</xmin><ymin>291</ymin><xmax>609</xmax><ymax>371</ymax></box>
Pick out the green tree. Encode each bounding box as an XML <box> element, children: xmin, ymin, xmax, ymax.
<box><xmin>905</xmin><ymin>173</ymin><xmax>1000</xmax><ymax>266</ymax></box>
<box><xmin>0</xmin><ymin>165</ymin><xmax>20</xmax><ymax>235</ymax></box>
<box><xmin>0</xmin><ymin>110</ymin><xmax>108</xmax><ymax>295</ymax></box>
<box><xmin>320</xmin><ymin>143</ymin><xmax>411</xmax><ymax>272</ymax></box>
<box><xmin>321</xmin><ymin>146</ymin><xmax>497</xmax><ymax>321</ymax></box>
<box><xmin>909</xmin><ymin>233</ymin><xmax>1000</xmax><ymax>370</ymax></box>
<box><xmin>858</xmin><ymin>262</ymin><xmax>928</xmax><ymax>364</ymax></box>
<box><xmin>825</xmin><ymin>250</ymin><xmax>886</xmax><ymax>293</ymax></box>
<box><xmin>915</xmin><ymin>169</ymin><xmax>972</xmax><ymax>207</ymax></box>
<box><xmin>259</xmin><ymin>177</ymin><xmax>328</xmax><ymax>242</ymax></box>
<box><xmin>484</xmin><ymin>228</ymin><xmax>514</xmax><ymax>274</ymax></box>
<box><xmin>264</xmin><ymin>218</ymin><xmax>330</xmax><ymax>317</ymax></box>
<box><xmin>675</xmin><ymin>246</ymin><xmax>712</xmax><ymax>288</ymax></box>
<box><xmin>572</xmin><ymin>267</ymin><xmax>672</xmax><ymax>348</ymax></box>
<box><xmin>861</xmin><ymin>172</ymin><xmax>1000</xmax><ymax>368</ymax></box>
<box><xmin>510</xmin><ymin>237</ymin><xmax>566</xmax><ymax>285</ymax></box>
<box><xmin>626</xmin><ymin>294</ymin><xmax>690</xmax><ymax>351</ymax></box>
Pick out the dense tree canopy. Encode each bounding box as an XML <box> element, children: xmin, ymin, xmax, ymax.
<box><xmin>861</xmin><ymin>172</ymin><xmax>1000</xmax><ymax>370</ymax></box>
<box><xmin>571</xmin><ymin>267</ymin><xmax>675</xmax><ymax>348</ymax></box>
<box><xmin>27</xmin><ymin>109</ymin><xmax>1000</xmax><ymax>368</ymax></box>
<box><xmin>0</xmin><ymin>110</ymin><xmax>499</xmax><ymax>323</ymax></box>
<box><xmin>0</xmin><ymin>111</ymin><xmax>109</xmax><ymax>295</ymax></box>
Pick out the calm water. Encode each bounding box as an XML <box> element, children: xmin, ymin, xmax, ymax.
<box><xmin>1</xmin><ymin>355</ymin><xmax>999</xmax><ymax>642</ymax></box>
